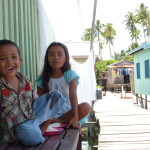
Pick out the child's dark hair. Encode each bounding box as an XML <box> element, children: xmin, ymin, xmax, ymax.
<box><xmin>41</xmin><ymin>42</ymin><xmax>71</xmax><ymax>92</ymax></box>
<box><xmin>0</xmin><ymin>39</ymin><xmax>20</xmax><ymax>56</ymax></box>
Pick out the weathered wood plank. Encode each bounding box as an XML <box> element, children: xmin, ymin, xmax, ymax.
<box><xmin>0</xmin><ymin>129</ymin><xmax>79</xmax><ymax>150</ymax></box>
<box><xmin>94</xmin><ymin>92</ymin><xmax>150</xmax><ymax>150</ymax></box>
<box><xmin>0</xmin><ymin>141</ymin><xmax>13</xmax><ymax>150</ymax></box>
<box><xmin>41</xmin><ymin>131</ymin><xmax>65</xmax><ymax>150</ymax></box>
<box><xmin>58</xmin><ymin>128</ymin><xmax>79</xmax><ymax>150</ymax></box>
<box><xmin>1</xmin><ymin>141</ymin><xmax>23</xmax><ymax>150</ymax></box>
<box><xmin>23</xmin><ymin>136</ymin><xmax>49</xmax><ymax>150</ymax></box>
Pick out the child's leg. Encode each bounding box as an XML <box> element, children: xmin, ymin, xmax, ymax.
<box><xmin>16</xmin><ymin>119</ymin><xmax>54</xmax><ymax>146</ymax></box>
<box><xmin>16</xmin><ymin>119</ymin><xmax>45</xmax><ymax>146</ymax></box>
<box><xmin>16</xmin><ymin>91</ymin><xmax>67</xmax><ymax>146</ymax></box>
<box><xmin>39</xmin><ymin>119</ymin><xmax>52</xmax><ymax>135</ymax></box>
<box><xmin>58</xmin><ymin>102</ymin><xmax>91</xmax><ymax>124</ymax></box>
<box><xmin>34</xmin><ymin>91</ymin><xmax>67</xmax><ymax>134</ymax></box>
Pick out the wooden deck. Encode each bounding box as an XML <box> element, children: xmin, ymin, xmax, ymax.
<box><xmin>0</xmin><ymin>128</ymin><xmax>81</xmax><ymax>150</ymax></box>
<box><xmin>94</xmin><ymin>92</ymin><xmax>150</xmax><ymax>150</ymax></box>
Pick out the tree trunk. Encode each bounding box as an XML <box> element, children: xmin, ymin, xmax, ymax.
<box><xmin>109</xmin><ymin>42</ymin><xmax>112</xmax><ymax>59</ymax></box>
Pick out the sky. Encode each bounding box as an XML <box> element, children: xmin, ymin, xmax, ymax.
<box><xmin>41</xmin><ymin>0</ymin><xmax>150</xmax><ymax>59</ymax></box>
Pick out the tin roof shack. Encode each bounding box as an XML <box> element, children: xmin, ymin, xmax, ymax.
<box><xmin>106</xmin><ymin>60</ymin><xmax>134</xmax><ymax>93</ymax></box>
<box><xmin>127</xmin><ymin>43</ymin><xmax>150</xmax><ymax>108</ymax></box>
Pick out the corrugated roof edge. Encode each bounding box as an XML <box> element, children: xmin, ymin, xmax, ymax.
<box><xmin>108</xmin><ymin>60</ymin><xmax>133</xmax><ymax>66</ymax></box>
<box><xmin>126</xmin><ymin>43</ymin><xmax>150</xmax><ymax>55</ymax></box>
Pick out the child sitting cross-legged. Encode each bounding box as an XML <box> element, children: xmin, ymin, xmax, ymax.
<box><xmin>0</xmin><ymin>39</ymin><xmax>67</xmax><ymax>146</ymax></box>
<box><xmin>36</xmin><ymin>42</ymin><xmax>91</xmax><ymax>129</ymax></box>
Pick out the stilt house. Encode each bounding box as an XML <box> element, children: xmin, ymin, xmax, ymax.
<box><xmin>106</xmin><ymin>60</ymin><xmax>134</xmax><ymax>92</ymax></box>
<box><xmin>127</xmin><ymin>43</ymin><xmax>150</xmax><ymax>108</ymax></box>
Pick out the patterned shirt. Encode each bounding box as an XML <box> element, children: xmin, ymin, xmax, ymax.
<box><xmin>0</xmin><ymin>72</ymin><xmax>36</xmax><ymax>142</ymax></box>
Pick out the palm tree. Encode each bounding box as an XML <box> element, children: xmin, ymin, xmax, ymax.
<box><xmin>147</xmin><ymin>12</ymin><xmax>150</xmax><ymax>41</ymax></box>
<box><xmin>124</xmin><ymin>12</ymin><xmax>140</xmax><ymax>43</ymax></box>
<box><xmin>98</xmin><ymin>41</ymin><xmax>105</xmax><ymax>59</ymax></box>
<box><xmin>135</xmin><ymin>3</ymin><xmax>150</xmax><ymax>42</ymax></box>
<box><xmin>130</xmin><ymin>27</ymin><xmax>141</xmax><ymax>43</ymax></box>
<box><xmin>81</xmin><ymin>28</ymin><xmax>92</xmax><ymax>41</ymax></box>
<box><xmin>102</xmin><ymin>23</ymin><xmax>116</xmax><ymax>59</ymax></box>
<box><xmin>113</xmin><ymin>50</ymin><xmax>134</xmax><ymax>61</ymax></box>
<box><xmin>94</xmin><ymin>20</ymin><xmax>104</xmax><ymax>40</ymax></box>
<box><xmin>113</xmin><ymin>50</ymin><xmax>126</xmax><ymax>60</ymax></box>
<box><xmin>94</xmin><ymin>20</ymin><xmax>105</xmax><ymax>59</ymax></box>
<box><xmin>127</xmin><ymin>43</ymin><xmax>139</xmax><ymax>52</ymax></box>
<box><xmin>82</xmin><ymin>20</ymin><xmax>105</xmax><ymax>59</ymax></box>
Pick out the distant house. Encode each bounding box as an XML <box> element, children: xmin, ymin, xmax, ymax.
<box><xmin>106</xmin><ymin>60</ymin><xmax>134</xmax><ymax>92</ymax></box>
<box><xmin>127</xmin><ymin>43</ymin><xmax>150</xmax><ymax>96</ymax></box>
<box><xmin>127</xmin><ymin>43</ymin><xmax>150</xmax><ymax>95</ymax></box>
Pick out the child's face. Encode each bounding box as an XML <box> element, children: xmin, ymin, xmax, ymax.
<box><xmin>0</xmin><ymin>44</ymin><xmax>22</xmax><ymax>80</ymax></box>
<box><xmin>48</xmin><ymin>46</ymin><xmax>66</xmax><ymax>70</ymax></box>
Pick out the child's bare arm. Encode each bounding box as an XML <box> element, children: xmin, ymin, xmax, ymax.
<box><xmin>68</xmin><ymin>78</ymin><xmax>79</xmax><ymax>128</ymax></box>
<box><xmin>37</xmin><ymin>86</ymin><xmax>46</xmax><ymax>96</ymax></box>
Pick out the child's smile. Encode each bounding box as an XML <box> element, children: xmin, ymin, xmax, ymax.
<box><xmin>0</xmin><ymin>45</ymin><xmax>22</xmax><ymax>80</ymax></box>
<box><xmin>6</xmin><ymin>66</ymin><xmax>15</xmax><ymax>73</ymax></box>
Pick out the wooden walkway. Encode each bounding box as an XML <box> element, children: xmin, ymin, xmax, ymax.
<box><xmin>93</xmin><ymin>92</ymin><xmax>150</xmax><ymax>150</ymax></box>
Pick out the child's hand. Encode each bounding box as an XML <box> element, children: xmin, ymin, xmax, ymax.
<box><xmin>67</xmin><ymin>118</ymin><xmax>81</xmax><ymax>133</ymax></box>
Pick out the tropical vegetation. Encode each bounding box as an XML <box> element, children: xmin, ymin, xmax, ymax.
<box><xmin>124</xmin><ymin>3</ymin><xmax>150</xmax><ymax>49</ymax></box>
<box><xmin>82</xmin><ymin>3</ymin><xmax>150</xmax><ymax>60</ymax></box>
<box><xmin>82</xmin><ymin>3</ymin><xmax>150</xmax><ymax>85</ymax></box>
<box><xmin>95</xmin><ymin>59</ymin><xmax>119</xmax><ymax>84</ymax></box>
<box><xmin>82</xmin><ymin>20</ymin><xmax>116</xmax><ymax>59</ymax></box>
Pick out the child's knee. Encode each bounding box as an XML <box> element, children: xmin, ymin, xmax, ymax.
<box><xmin>16</xmin><ymin>121</ymin><xmax>44</xmax><ymax>146</ymax></box>
<box><xmin>79</xmin><ymin>102</ymin><xmax>91</xmax><ymax>115</ymax></box>
<box><xmin>84</xmin><ymin>102</ymin><xmax>91</xmax><ymax>112</ymax></box>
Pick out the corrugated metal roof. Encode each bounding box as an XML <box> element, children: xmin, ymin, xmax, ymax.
<box><xmin>109</xmin><ymin>64</ymin><xmax>134</xmax><ymax>68</ymax></box>
<box><xmin>127</xmin><ymin>43</ymin><xmax>150</xmax><ymax>55</ymax></box>
<box><xmin>110</xmin><ymin>60</ymin><xmax>133</xmax><ymax>66</ymax></box>
<box><xmin>107</xmin><ymin>60</ymin><xmax>134</xmax><ymax>68</ymax></box>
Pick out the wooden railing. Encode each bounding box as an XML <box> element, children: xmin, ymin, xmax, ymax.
<box><xmin>134</xmin><ymin>93</ymin><xmax>150</xmax><ymax>109</ymax></box>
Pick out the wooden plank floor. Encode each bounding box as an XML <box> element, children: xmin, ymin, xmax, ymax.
<box><xmin>94</xmin><ymin>92</ymin><xmax>150</xmax><ymax>150</ymax></box>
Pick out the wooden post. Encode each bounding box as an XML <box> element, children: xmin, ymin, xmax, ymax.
<box><xmin>136</xmin><ymin>93</ymin><xmax>138</xmax><ymax>104</ymax></box>
<box><xmin>145</xmin><ymin>95</ymin><xmax>148</xmax><ymax>109</ymax></box>
<box><xmin>140</xmin><ymin>94</ymin><xmax>144</xmax><ymax>108</ymax></box>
